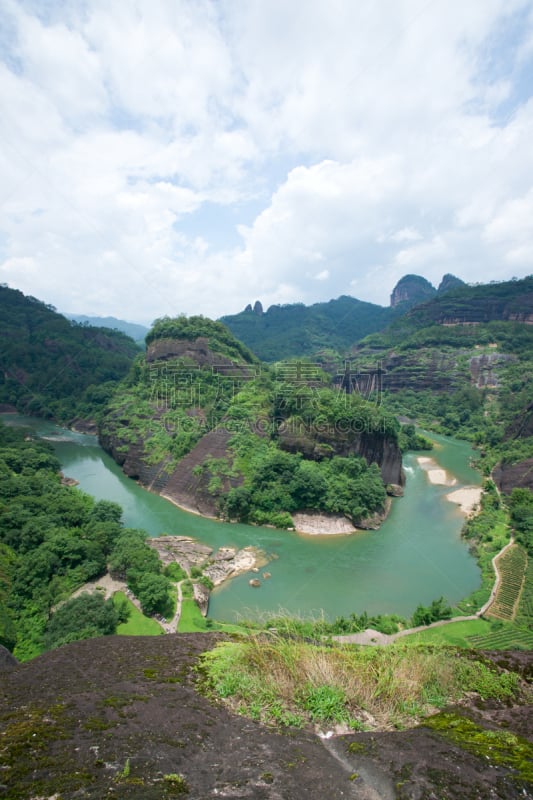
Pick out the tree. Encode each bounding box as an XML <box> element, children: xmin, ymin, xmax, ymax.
<box><xmin>108</xmin><ymin>530</ymin><xmax>161</xmax><ymax>580</ymax></box>
<box><xmin>43</xmin><ymin>592</ymin><xmax>119</xmax><ymax>650</ymax></box>
<box><xmin>135</xmin><ymin>573</ymin><xmax>172</xmax><ymax>616</ymax></box>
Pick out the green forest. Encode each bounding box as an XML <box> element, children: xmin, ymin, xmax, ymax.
<box><xmin>0</xmin><ymin>285</ymin><xmax>139</xmax><ymax>421</ymax></box>
<box><xmin>0</xmin><ymin>421</ymin><xmax>173</xmax><ymax>659</ymax></box>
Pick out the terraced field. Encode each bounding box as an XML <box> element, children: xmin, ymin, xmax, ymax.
<box><xmin>467</xmin><ymin>626</ymin><xmax>533</xmax><ymax>650</ymax></box>
<box><xmin>486</xmin><ymin>544</ymin><xmax>527</xmax><ymax>622</ymax></box>
<box><xmin>515</xmin><ymin>557</ymin><xmax>533</xmax><ymax>630</ymax></box>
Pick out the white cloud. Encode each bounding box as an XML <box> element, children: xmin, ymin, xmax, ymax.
<box><xmin>313</xmin><ymin>269</ymin><xmax>329</xmax><ymax>281</ymax></box>
<box><xmin>0</xmin><ymin>0</ymin><xmax>532</xmax><ymax>321</ymax></box>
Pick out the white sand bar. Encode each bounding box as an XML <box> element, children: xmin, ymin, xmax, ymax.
<box><xmin>417</xmin><ymin>456</ymin><xmax>457</xmax><ymax>486</ymax></box>
<box><xmin>446</xmin><ymin>486</ymin><xmax>482</xmax><ymax>514</ymax></box>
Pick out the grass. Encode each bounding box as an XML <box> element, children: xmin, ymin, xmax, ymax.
<box><xmin>199</xmin><ymin>636</ymin><xmax>521</xmax><ymax>731</ymax></box>
<box><xmin>177</xmin><ymin>598</ymin><xmax>208</xmax><ymax>633</ymax></box>
<box><xmin>113</xmin><ymin>592</ymin><xmax>163</xmax><ymax>636</ymax></box>
<box><xmin>401</xmin><ymin>618</ymin><xmax>533</xmax><ymax>650</ymax></box>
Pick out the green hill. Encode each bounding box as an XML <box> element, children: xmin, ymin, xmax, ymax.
<box><xmin>0</xmin><ymin>286</ymin><xmax>140</xmax><ymax>421</ymax></box>
<box><xmin>100</xmin><ymin>314</ymin><xmax>402</xmax><ymax>529</ymax></box>
<box><xmin>350</xmin><ymin>276</ymin><xmax>533</xmax><ymax>490</ymax></box>
<box><xmin>65</xmin><ymin>314</ymin><xmax>149</xmax><ymax>344</ymax></box>
<box><xmin>220</xmin><ymin>295</ymin><xmax>398</xmax><ymax>361</ymax></box>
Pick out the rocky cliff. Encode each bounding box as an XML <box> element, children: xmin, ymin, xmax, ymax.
<box><xmin>1</xmin><ymin>634</ymin><xmax>531</xmax><ymax>799</ymax></box>
<box><xmin>390</xmin><ymin>274</ymin><xmax>436</xmax><ymax>308</ymax></box>
<box><xmin>278</xmin><ymin>424</ymin><xmax>404</xmax><ymax>486</ymax></box>
<box><xmin>101</xmin><ymin>315</ymin><xmax>404</xmax><ymax>525</ymax></box>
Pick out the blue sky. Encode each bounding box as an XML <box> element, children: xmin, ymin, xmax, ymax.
<box><xmin>0</xmin><ymin>0</ymin><xmax>532</xmax><ymax>324</ymax></box>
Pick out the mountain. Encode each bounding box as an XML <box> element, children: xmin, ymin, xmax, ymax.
<box><xmin>389</xmin><ymin>274</ymin><xmax>437</xmax><ymax>308</ymax></box>
<box><xmin>438</xmin><ymin>273</ymin><xmax>466</xmax><ymax>293</ymax></box>
<box><xmin>65</xmin><ymin>314</ymin><xmax>149</xmax><ymax>343</ymax></box>
<box><xmin>0</xmin><ymin>286</ymin><xmax>140</xmax><ymax>421</ymax></box>
<box><xmin>100</xmin><ymin>314</ymin><xmax>403</xmax><ymax>529</ymax></box>
<box><xmin>221</xmin><ymin>274</ymin><xmax>468</xmax><ymax>362</ymax></box>
<box><xmin>351</xmin><ymin>276</ymin><xmax>533</xmax><ymax>491</ymax></box>
<box><xmin>221</xmin><ymin>295</ymin><xmax>398</xmax><ymax>361</ymax></box>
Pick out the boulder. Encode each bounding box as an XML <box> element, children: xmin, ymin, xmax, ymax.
<box><xmin>0</xmin><ymin>644</ymin><xmax>18</xmax><ymax>672</ymax></box>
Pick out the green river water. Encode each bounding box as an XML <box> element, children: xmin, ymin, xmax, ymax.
<box><xmin>7</xmin><ymin>415</ymin><xmax>482</xmax><ymax>622</ymax></box>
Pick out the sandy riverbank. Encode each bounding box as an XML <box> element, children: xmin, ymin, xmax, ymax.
<box><xmin>417</xmin><ymin>456</ymin><xmax>457</xmax><ymax>486</ymax></box>
<box><xmin>292</xmin><ymin>512</ymin><xmax>358</xmax><ymax>536</ymax></box>
<box><xmin>446</xmin><ymin>486</ymin><xmax>482</xmax><ymax>514</ymax></box>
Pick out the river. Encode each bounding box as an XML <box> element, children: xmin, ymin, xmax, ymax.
<box><xmin>5</xmin><ymin>415</ymin><xmax>482</xmax><ymax>622</ymax></box>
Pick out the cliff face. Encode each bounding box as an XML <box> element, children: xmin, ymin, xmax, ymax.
<box><xmin>277</xmin><ymin>425</ymin><xmax>404</xmax><ymax>486</ymax></box>
<box><xmin>161</xmin><ymin>428</ymin><xmax>241</xmax><ymax>517</ymax></box>
<box><xmin>493</xmin><ymin>459</ymin><xmax>533</xmax><ymax>493</ymax></box>
<box><xmin>390</xmin><ymin>274</ymin><xmax>436</xmax><ymax>308</ymax></box>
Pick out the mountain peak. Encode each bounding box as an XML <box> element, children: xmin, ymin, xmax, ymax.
<box><xmin>437</xmin><ymin>274</ymin><xmax>466</xmax><ymax>294</ymax></box>
<box><xmin>390</xmin><ymin>274</ymin><xmax>436</xmax><ymax>308</ymax></box>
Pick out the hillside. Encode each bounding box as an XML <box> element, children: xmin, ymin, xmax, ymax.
<box><xmin>220</xmin><ymin>273</ymin><xmax>468</xmax><ymax>362</ymax></box>
<box><xmin>350</xmin><ymin>276</ymin><xmax>533</xmax><ymax>492</ymax></box>
<box><xmin>0</xmin><ymin>286</ymin><xmax>140</xmax><ymax>421</ymax></box>
<box><xmin>100</xmin><ymin>314</ymin><xmax>403</xmax><ymax>529</ymax></box>
<box><xmin>65</xmin><ymin>314</ymin><xmax>149</xmax><ymax>344</ymax></box>
<box><xmin>220</xmin><ymin>295</ymin><xmax>397</xmax><ymax>361</ymax></box>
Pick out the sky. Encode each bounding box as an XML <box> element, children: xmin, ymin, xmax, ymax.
<box><xmin>0</xmin><ymin>0</ymin><xmax>532</xmax><ymax>325</ymax></box>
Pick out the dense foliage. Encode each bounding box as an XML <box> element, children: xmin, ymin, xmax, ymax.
<box><xmin>104</xmin><ymin>318</ymin><xmax>400</xmax><ymax>527</ymax></box>
<box><xmin>196</xmin><ymin>377</ymin><xmax>399</xmax><ymax>526</ymax></box>
<box><xmin>0</xmin><ymin>285</ymin><xmax>139</xmax><ymax>421</ymax></box>
<box><xmin>43</xmin><ymin>592</ymin><xmax>123</xmax><ymax>650</ymax></box>
<box><xmin>221</xmin><ymin>295</ymin><xmax>399</xmax><ymax>361</ymax></box>
<box><xmin>508</xmin><ymin>488</ymin><xmax>533</xmax><ymax>554</ymax></box>
<box><xmin>0</xmin><ymin>420</ymin><xmax>170</xmax><ymax>658</ymax></box>
<box><xmin>216</xmin><ymin>437</ymin><xmax>386</xmax><ymax>526</ymax></box>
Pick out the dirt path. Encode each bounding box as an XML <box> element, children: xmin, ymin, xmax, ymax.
<box><xmin>158</xmin><ymin>580</ymin><xmax>185</xmax><ymax>634</ymax></box>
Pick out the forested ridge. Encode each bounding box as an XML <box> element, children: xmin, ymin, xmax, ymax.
<box><xmin>0</xmin><ymin>285</ymin><xmax>139</xmax><ymax>421</ymax></box>
<box><xmin>220</xmin><ymin>295</ymin><xmax>399</xmax><ymax>361</ymax></box>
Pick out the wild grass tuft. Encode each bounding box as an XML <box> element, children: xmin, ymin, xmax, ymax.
<box><xmin>199</xmin><ymin>636</ymin><xmax>521</xmax><ymax>731</ymax></box>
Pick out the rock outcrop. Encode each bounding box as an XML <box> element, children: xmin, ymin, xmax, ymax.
<box><xmin>0</xmin><ymin>644</ymin><xmax>18</xmax><ymax>671</ymax></box>
<box><xmin>1</xmin><ymin>635</ymin><xmax>531</xmax><ymax>800</ymax></box>
<box><xmin>390</xmin><ymin>274</ymin><xmax>436</xmax><ymax>308</ymax></box>
<box><xmin>148</xmin><ymin>536</ymin><xmax>267</xmax><ymax>615</ymax></box>
<box><xmin>493</xmin><ymin>459</ymin><xmax>533</xmax><ymax>493</ymax></box>
<box><xmin>278</xmin><ymin>424</ymin><xmax>405</xmax><ymax>486</ymax></box>
<box><xmin>161</xmin><ymin>428</ymin><xmax>239</xmax><ymax>517</ymax></box>
<box><xmin>437</xmin><ymin>273</ymin><xmax>466</xmax><ymax>293</ymax></box>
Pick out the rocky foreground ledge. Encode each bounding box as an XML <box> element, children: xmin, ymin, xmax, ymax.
<box><xmin>1</xmin><ymin>636</ymin><xmax>531</xmax><ymax>799</ymax></box>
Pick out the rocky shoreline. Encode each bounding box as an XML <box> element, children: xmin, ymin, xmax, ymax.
<box><xmin>148</xmin><ymin>535</ymin><xmax>269</xmax><ymax>615</ymax></box>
